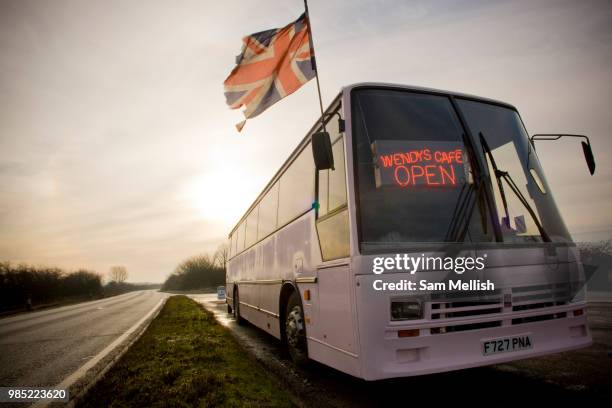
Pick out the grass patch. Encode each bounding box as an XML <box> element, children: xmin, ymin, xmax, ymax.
<box><xmin>78</xmin><ymin>296</ymin><xmax>294</xmax><ymax>407</ymax></box>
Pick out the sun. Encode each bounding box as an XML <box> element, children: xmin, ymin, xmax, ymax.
<box><xmin>183</xmin><ymin>164</ymin><xmax>262</xmax><ymax>228</ymax></box>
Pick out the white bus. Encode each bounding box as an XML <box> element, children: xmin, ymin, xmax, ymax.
<box><xmin>225</xmin><ymin>83</ymin><xmax>594</xmax><ymax>380</ymax></box>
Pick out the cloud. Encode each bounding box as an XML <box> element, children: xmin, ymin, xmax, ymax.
<box><xmin>1</xmin><ymin>0</ymin><xmax>611</xmax><ymax>281</ymax></box>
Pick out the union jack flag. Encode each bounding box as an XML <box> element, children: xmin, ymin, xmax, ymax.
<box><xmin>224</xmin><ymin>13</ymin><xmax>316</xmax><ymax>131</ymax></box>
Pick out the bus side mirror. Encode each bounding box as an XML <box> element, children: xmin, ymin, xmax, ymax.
<box><xmin>581</xmin><ymin>141</ymin><xmax>596</xmax><ymax>175</ymax></box>
<box><xmin>531</xmin><ymin>134</ymin><xmax>596</xmax><ymax>176</ymax></box>
<box><xmin>312</xmin><ymin>131</ymin><xmax>334</xmax><ymax>170</ymax></box>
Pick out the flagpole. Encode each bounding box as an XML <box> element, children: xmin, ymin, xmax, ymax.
<box><xmin>303</xmin><ymin>0</ymin><xmax>326</xmax><ymax>132</ymax></box>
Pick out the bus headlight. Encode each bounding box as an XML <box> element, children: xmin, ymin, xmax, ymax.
<box><xmin>391</xmin><ymin>301</ymin><xmax>422</xmax><ymax>320</ymax></box>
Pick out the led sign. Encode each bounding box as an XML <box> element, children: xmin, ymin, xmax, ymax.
<box><xmin>372</xmin><ymin>140</ymin><xmax>467</xmax><ymax>188</ymax></box>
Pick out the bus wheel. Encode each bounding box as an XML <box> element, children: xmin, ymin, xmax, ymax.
<box><xmin>233</xmin><ymin>287</ymin><xmax>245</xmax><ymax>325</ymax></box>
<box><xmin>285</xmin><ymin>291</ymin><xmax>309</xmax><ymax>365</ymax></box>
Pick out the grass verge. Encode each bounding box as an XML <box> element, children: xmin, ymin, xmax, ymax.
<box><xmin>77</xmin><ymin>295</ymin><xmax>294</xmax><ymax>407</ymax></box>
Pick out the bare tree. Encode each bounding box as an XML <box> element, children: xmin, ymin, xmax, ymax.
<box><xmin>109</xmin><ymin>266</ymin><xmax>128</xmax><ymax>283</ymax></box>
<box><xmin>213</xmin><ymin>243</ymin><xmax>229</xmax><ymax>270</ymax></box>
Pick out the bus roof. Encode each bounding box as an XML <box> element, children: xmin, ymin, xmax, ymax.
<box><xmin>227</xmin><ymin>83</ymin><xmax>518</xmax><ymax>237</ymax></box>
<box><xmin>342</xmin><ymin>82</ymin><xmax>517</xmax><ymax>110</ymax></box>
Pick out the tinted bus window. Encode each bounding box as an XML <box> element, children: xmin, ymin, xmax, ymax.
<box><xmin>329</xmin><ymin>138</ymin><xmax>347</xmax><ymax>211</ymax></box>
<box><xmin>318</xmin><ymin>169</ymin><xmax>329</xmax><ymax>217</ymax></box>
<box><xmin>278</xmin><ymin>144</ymin><xmax>315</xmax><ymax>226</ymax></box>
<box><xmin>317</xmin><ymin>131</ymin><xmax>349</xmax><ymax>260</ymax></box>
<box><xmin>258</xmin><ymin>182</ymin><xmax>279</xmax><ymax>240</ymax></box>
<box><xmin>352</xmin><ymin>88</ymin><xmax>490</xmax><ymax>250</ymax></box>
<box><xmin>245</xmin><ymin>206</ymin><xmax>258</xmax><ymax>248</ymax></box>
<box><xmin>456</xmin><ymin>98</ymin><xmax>571</xmax><ymax>242</ymax></box>
<box><xmin>236</xmin><ymin>221</ymin><xmax>245</xmax><ymax>253</ymax></box>
<box><xmin>318</xmin><ymin>207</ymin><xmax>350</xmax><ymax>260</ymax></box>
<box><xmin>318</xmin><ymin>113</ymin><xmax>346</xmax><ymax>217</ymax></box>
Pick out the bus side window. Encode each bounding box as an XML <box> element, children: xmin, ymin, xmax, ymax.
<box><xmin>233</xmin><ymin>231</ymin><xmax>238</xmax><ymax>256</ymax></box>
<box><xmin>317</xmin><ymin>120</ymin><xmax>347</xmax><ymax>215</ymax></box>
<box><xmin>328</xmin><ymin>139</ymin><xmax>347</xmax><ymax>210</ymax></box>
<box><xmin>245</xmin><ymin>206</ymin><xmax>259</xmax><ymax>249</ymax></box>
<box><xmin>278</xmin><ymin>145</ymin><xmax>316</xmax><ymax>227</ymax></box>
<box><xmin>236</xmin><ymin>221</ymin><xmax>246</xmax><ymax>253</ymax></box>
<box><xmin>258</xmin><ymin>182</ymin><xmax>279</xmax><ymax>240</ymax></box>
<box><xmin>317</xmin><ymin>135</ymin><xmax>350</xmax><ymax>261</ymax></box>
<box><xmin>318</xmin><ymin>169</ymin><xmax>329</xmax><ymax>217</ymax></box>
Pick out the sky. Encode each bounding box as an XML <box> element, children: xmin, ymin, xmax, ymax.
<box><xmin>0</xmin><ymin>0</ymin><xmax>611</xmax><ymax>283</ymax></box>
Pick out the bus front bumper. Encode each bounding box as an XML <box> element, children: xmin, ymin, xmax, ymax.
<box><xmin>355</xmin><ymin>276</ymin><xmax>592</xmax><ymax>380</ymax></box>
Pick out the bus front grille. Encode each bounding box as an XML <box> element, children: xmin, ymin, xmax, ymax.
<box><xmin>511</xmin><ymin>282</ymin><xmax>570</xmax><ymax>310</ymax></box>
<box><xmin>426</xmin><ymin>283</ymin><xmax>571</xmax><ymax>335</ymax></box>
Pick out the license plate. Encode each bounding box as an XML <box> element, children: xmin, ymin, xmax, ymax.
<box><xmin>482</xmin><ymin>334</ymin><xmax>533</xmax><ymax>356</ymax></box>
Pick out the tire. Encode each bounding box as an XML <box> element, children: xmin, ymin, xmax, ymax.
<box><xmin>285</xmin><ymin>291</ymin><xmax>309</xmax><ymax>365</ymax></box>
<box><xmin>233</xmin><ymin>287</ymin><xmax>245</xmax><ymax>325</ymax></box>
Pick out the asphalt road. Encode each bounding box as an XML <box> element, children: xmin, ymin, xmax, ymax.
<box><xmin>0</xmin><ymin>290</ymin><xmax>167</xmax><ymax>388</ymax></box>
<box><xmin>191</xmin><ymin>294</ymin><xmax>612</xmax><ymax>406</ymax></box>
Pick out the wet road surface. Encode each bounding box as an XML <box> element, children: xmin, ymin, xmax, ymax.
<box><xmin>190</xmin><ymin>294</ymin><xmax>612</xmax><ymax>406</ymax></box>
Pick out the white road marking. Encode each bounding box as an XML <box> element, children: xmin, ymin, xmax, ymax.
<box><xmin>31</xmin><ymin>296</ymin><xmax>166</xmax><ymax>408</ymax></box>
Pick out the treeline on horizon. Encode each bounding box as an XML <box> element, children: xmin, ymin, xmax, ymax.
<box><xmin>0</xmin><ymin>262</ymin><xmax>160</xmax><ymax>314</ymax></box>
<box><xmin>2</xmin><ymin>240</ymin><xmax>609</xmax><ymax>311</ymax></box>
<box><xmin>162</xmin><ymin>249</ymin><xmax>227</xmax><ymax>291</ymax></box>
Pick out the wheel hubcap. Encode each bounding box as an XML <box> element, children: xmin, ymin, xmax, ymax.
<box><xmin>286</xmin><ymin>306</ymin><xmax>304</xmax><ymax>348</ymax></box>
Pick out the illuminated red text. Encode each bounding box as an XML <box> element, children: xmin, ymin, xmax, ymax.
<box><xmin>378</xmin><ymin>148</ymin><xmax>463</xmax><ymax>187</ymax></box>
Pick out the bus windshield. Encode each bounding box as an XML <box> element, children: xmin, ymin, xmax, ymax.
<box><xmin>351</xmin><ymin>88</ymin><xmax>571</xmax><ymax>253</ymax></box>
<box><xmin>456</xmin><ymin>98</ymin><xmax>571</xmax><ymax>243</ymax></box>
<box><xmin>352</xmin><ymin>88</ymin><xmax>491</xmax><ymax>251</ymax></box>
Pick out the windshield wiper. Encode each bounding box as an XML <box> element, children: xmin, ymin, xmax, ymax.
<box><xmin>478</xmin><ymin>131</ymin><xmax>551</xmax><ymax>242</ymax></box>
<box><xmin>445</xmin><ymin>134</ymin><xmax>489</xmax><ymax>243</ymax></box>
<box><xmin>444</xmin><ymin>134</ymin><xmax>488</xmax><ymax>242</ymax></box>
<box><xmin>444</xmin><ymin>172</ymin><xmax>487</xmax><ymax>242</ymax></box>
